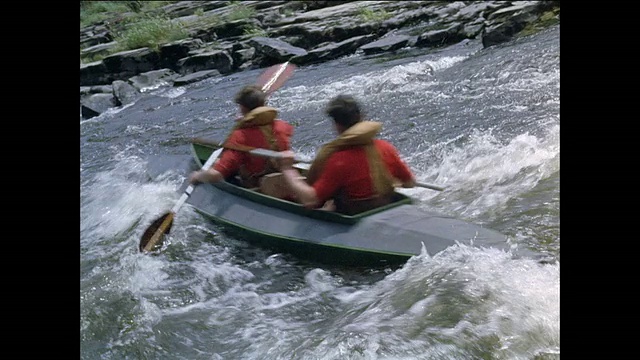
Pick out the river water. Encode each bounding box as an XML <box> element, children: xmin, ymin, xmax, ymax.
<box><xmin>80</xmin><ymin>25</ymin><xmax>559</xmax><ymax>359</ymax></box>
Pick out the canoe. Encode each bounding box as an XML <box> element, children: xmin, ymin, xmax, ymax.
<box><xmin>186</xmin><ymin>142</ymin><xmax>524</xmax><ymax>266</ymax></box>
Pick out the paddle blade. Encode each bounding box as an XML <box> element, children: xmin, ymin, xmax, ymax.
<box><xmin>256</xmin><ymin>62</ymin><xmax>297</xmax><ymax>95</ymax></box>
<box><xmin>139</xmin><ymin>212</ymin><xmax>174</xmax><ymax>253</ymax></box>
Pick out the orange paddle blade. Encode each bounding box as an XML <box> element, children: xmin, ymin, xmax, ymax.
<box><xmin>256</xmin><ymin>62</ymin><xmax>297</xmax><ymax>95</ymax></box>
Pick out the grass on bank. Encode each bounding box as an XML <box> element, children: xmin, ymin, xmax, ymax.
<box><xmin>81</xmin><ymin>14</ymin><xmax>189</xmax><ymax>63</ymax></box>
<box><xmin>227</xmin><ymin>3</ymin><xmax>256</xmax><ymax>21</ymax></box>
<box><xmin>80</xmin><ymin>1</ymin><xmax>132</xmax><ymax>29</ymax></box>
<box><xmin>80</xmin><ymin>1</ymin><xmax>177</xmax><ymax>29</ymax></box>
<box><xmin>357</xmin><ymin>7</ymin><xmax>392</xmax><ymax>23</ymax></box>
<box><xmin>80</xmin><ymin>1</ymin><xmax>267</xmax><ymax>63</ymax></box>
<box><xmin>520</xmin><ymin>8</ymin><xmax>561</xmax><ymax>37</ymax></box>
<box><xmin>112</xmin><ymin>15</ymin><xmax>189</xmax><ymax>52</ymax></box>
<box><xmin>81</xmin><ymin>1</ymin><xmax>187</xmax><ymax>63</ymax></box>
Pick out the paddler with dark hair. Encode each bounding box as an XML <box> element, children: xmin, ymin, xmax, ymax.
<box><xmin>276</xmin><ymin>94</ymin><xmax>416</xmax><ymax>215</ymax></box>
<box><xmin>189</xmin><ymin>85</ymin><xmax>294</xmax><ymax>188</ymax></box>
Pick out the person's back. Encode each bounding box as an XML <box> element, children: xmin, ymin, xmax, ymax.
<box><xmin>226</xmin><ymin>120</ymin><xmax>291</xmax><ymax>174</ymax></box>
<box><xmin>312</xmin><ymin>139</ymin><xmax>413</xmax><ymax>214</ymax></box>
<box><xmin>213</xmin><ymin>86</ymin><xmax>293</xmax><ymax>188</ymax></box>
<box><xmin>189</xmin><ymin>85</ymin><xmax>294</xmax><ymax>190</ymax></box>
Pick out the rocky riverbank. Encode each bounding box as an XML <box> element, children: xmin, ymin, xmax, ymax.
<box><xmin>80</xmin><ymin>0</ymin><xmax>559</xmax><ymax>119</ymax></box>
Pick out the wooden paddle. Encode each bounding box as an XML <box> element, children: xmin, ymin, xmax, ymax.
<box><xmin>190</xmin><ymin>137</ymin><xmax>447</xmax><ymax>192</ymax></box>
<box><xmin>139</xmin><ymin>62</ymin><xmax>297</xmax><ymax>253</ymax></box>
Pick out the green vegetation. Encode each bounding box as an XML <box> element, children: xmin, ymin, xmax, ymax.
<box><xmin>226</xmin><ymin>3</ymin><xmax>256</xmax><ymax>21</ymax></box>
<box><xmin>80</xmin><ymin>1</ymin><xmax>177</xmax><ymax>28</ymax></box>
<box><xmin>80</xmin><ymin>1</ymin><xmax>133</xmax><ymax>28</ymax></box>
<box><xmin>357</xmin><ymin>7</ymin><xmax>392</xmax><ymax>23</ymax></box>
<box><xmin>537</xmin><ymin>7</ymin><xmax>561</xmax><ymax>27</ymax></box>
<box><xmin>80</xmin><ymin>14</ymin><xmax>188</xmax><ymax>63</ymax></box>
<box><xmin>80</xmin><ymin>52</ymin><xmax>107</xmax><ymax>64</ymax></box>
<box><xmin>111</xmin><ymin>15</ymin><xmax>189</xmax><ymax>52</ymax></box>
<box><xmin>80</xmin><ymin>1</ymin><xmax>187</xmax><ymax>63</ymax></box>
<box><xmin>243</xmin><ymin>24</ymin><xmax>268</xmax><ymax>37</ymax></box>
<box><xmin>281</xmin><ymin>8</ymin><xmax>295</xmax><ymax>17</ymax></box>
<box><xmin>176</xmin><ymin>3</ymin><xmax>257</xmax><ymax>29</ymax></box>
<box><xmin>520</xmin><ymin>8</ymin><xmax>560</xmax><ymax>37</ymax></box>
<box><xmin>80</xmin><ymin>0</ymin><xmax>263</xmax><ymax>60</ymax></box>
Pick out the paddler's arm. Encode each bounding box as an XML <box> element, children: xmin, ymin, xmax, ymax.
<box><xmin>189</xmin><ymin>168</ymin><xmax>224</xmax><ymax>184</ymax></box>
<box><xmin>277</xmin><ymin>151</ymin><xmax>321</xmax><ymax>208</ymax></box>
<box><xmin>397</xmin><ymin>176</ymin><xmax>417</xmax><ymax>188</ymax></box>
<box><xmin>189</xmin><ymin>147</ymin><xmax>241</xmax><ymax>185</ymax></box>
<box><xmin>382</xmin><ymin>142</ymin><xmax>417</xmax><ymax>188</ymax></box>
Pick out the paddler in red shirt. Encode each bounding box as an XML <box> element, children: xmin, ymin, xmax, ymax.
<box><xmin>189</xmin><ymin>85</ymin><xmax>294</xmax><ymax>188</ymax></box>
<box><xmin>277</xmin><ymin>94</ymin><xmax>416</xmax><ymax>215</ymax></box>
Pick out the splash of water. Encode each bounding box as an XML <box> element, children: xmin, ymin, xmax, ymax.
<box><xmin>273</xmin><ymin>56</ymin><xmax>467</xmax><ymax>113</ymax></box>
<box><xmin>399</xmin><ymin>124</ymin><xmax>559</xmax><ymax>220</ymax></box>
<box><xmin>80</xmin><ymin>102</ymin><xmax>136</xmax><ymax>125</ymax></box>
<box><xmin>310</xmin><ymin>244</ymin><xmax>560</xmax><ymax>359</ymax></box>
<box><xmin>80</xmin><ymin>151</ymin><xmax>187</xmax><ymax>253</ymax></box>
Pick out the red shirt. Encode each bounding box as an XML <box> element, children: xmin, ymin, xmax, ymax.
<box><xmin>312</xmin><ymin>139</ymin><xmax>413</xmax><ymax>203</ymax></box>
<box><xmin>214</xmin><ymin>120</ymin><xmax>293</xmax><ymax>178</ymax></box>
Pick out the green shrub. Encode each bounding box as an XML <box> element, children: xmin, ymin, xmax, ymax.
<box><xmin>520</xmin><ymin>9</ymin><xmax>560</xmax><ymax>37</ymax></box>
<box><xmin>80</xmin><ymin>1</ymin><xmax>179</xmax><ymax>28</ymax></box>
<box><xmin>243</xmin><ymin>25</ymin><xmax>267</xmax><ymax>37</ymax></box>
<box><xmin>226</xmin><ymin>4</ymin><xmax>256</xmax><ymax>21</ymax></box>
<box><xmin>80</xmin><ymin>1</ymin><xmax>132</xmax><ymax>28</ymax></box>
<box><xmin>113</xmin><ymin>15</ymin><xmax>189</xmax><ymax>52</ymax></box>
<box><xmin>358</xmin><ymin>8</ymin><xmax>392</xmax><ymax>23</ymax></box>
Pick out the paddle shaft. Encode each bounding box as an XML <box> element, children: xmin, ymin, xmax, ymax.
<box><xmin>191</xmin><ymin>138</ymin><xmax>446</xmax><ymax>192</ymax></box>
<box><xmin>171</xmin><ymin>148</ymin><xmax>222</xmax><ymax>214</ymax></box>
<box><xmin>414</xmin><ymin>181</ymin><xmax>445</xmax><ymax>192</ymax></box>
<box><xmin>191</xmin><ymin>137</ymin><xmax>309</xmax><ymax>163</ymax></box>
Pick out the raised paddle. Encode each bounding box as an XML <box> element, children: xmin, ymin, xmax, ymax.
<box><xmin>190</xmin><ymin>137</ymin><xmax>447</xmax><ymax>192</ymax></box>
<box><xmin>139</xmin><ymin>61</ymin><xmax>297</xmax><ymax>253</ymax></box>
